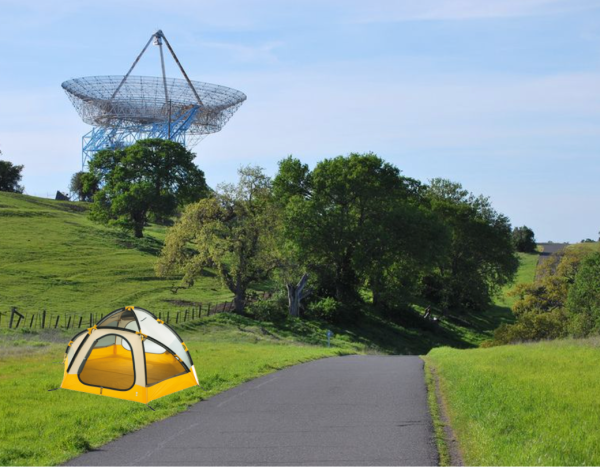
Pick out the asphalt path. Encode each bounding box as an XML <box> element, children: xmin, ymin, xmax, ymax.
<box><xmin>66</xmin><ymin>356</ymin><xmax>437</xmax><ymax>466</ymax></box>
<box><xmin>537</xmin><ymin>242</ymin><xmax>569</xmax><ymax>268</ymax></box>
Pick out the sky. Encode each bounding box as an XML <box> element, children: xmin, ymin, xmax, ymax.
<box><xmin>1</xmin><ymin>0</ymin><xmax>599</xmax><ymax>242</ymax></box>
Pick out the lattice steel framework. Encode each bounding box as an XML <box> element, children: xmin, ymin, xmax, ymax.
<box><xmin>62</xmin><ymin>30</ymin><xmax>246</xmax><ymax>169</ymax></box>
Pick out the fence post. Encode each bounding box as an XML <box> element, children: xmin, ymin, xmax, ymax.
<box><xmin>42</xmin><ymin>310</ymin><xmax>46</xmax><ymax>329</ymax></box>
<box><xmin>55</xmin><ymin>315</ymin><xmax>60</xmax><ymax>329</ymax></box>
<box><xmin>176</xmin><ymin>312</ymin><xmax>179</xmax><ymax>324</ymax></box>
<box><xmin>78</xmin><ymin>316</ymin><xmax>83</xmax><ymax>328</ymax></box>
<box><xmin>198</xmin><ymin>304</ymin><xmax>202</xmax><ymax>317</ymax></box>
<box><xmin>167</xmin><ymin>311</ymin><xmax>170</xmax><ymax>324</ymax></box>
<box><xmin>30</xmin><ymin>314</ymin><xmax>35</xmax><ymax>328</ymax></box>
<box><xmin>67</xmin><ymin>316</ymin><xmax>71</xmax><ymax>329</ymax></box>
<box><xmin>9</xmin><ymin>307</ymin><xmax>16</xmax><ymax>329</ymax></box>
<box><xmin>207</xmin><ymin>303</ymin><xmax>211</xmax><ymax>315</ymax></box>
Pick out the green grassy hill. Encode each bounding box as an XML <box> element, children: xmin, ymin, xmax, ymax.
<box><xmin>425</xmin><ymin>339</ymin><xmax>600</xmax><ymax>465</ymax></box>
<box><xmin>0</xmin><ymin>192</ymin><xmax>233</xmax><ymax>314</ymax></box>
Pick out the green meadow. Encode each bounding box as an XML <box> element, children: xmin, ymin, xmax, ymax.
<box><xmin>425</xmin><ymin>339</ymin><xmax>600</xmax><ymax>465</ymax></box>
<box><xmin>0</xmin><ymin>192</ymin><xmax>232</xmax><ymax>316</ymax></box>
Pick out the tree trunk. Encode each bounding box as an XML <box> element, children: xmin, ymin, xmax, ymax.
<box><xmin>370</xmin><ymin>273</ymin><xmax>382</xmax><ymax>307</ymax></box>
<box><xmin>233</xmin><ymin>277</ymin><xmax>246</xmax><ymax>314</ymax></box>
<box><xmin>287</xmin><ymin>273</ymin><xmax>309</xmax><ymax>317</ymax></box>
<box><xmin>233</xmin><ymin>294</ymin><xmax>245</xmax><ymax>314</ymax></box>
<box><xmin>134</xmin><ymin>222</ymin><xmax>144</xmax><ymax>238</ymax></box>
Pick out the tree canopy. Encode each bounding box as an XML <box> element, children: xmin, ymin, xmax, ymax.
<box><xmin>512</xmin><ymin>226</ymin><xmax>536</xmax><ymax>253</ymax></box>
<box><xmin>88</xmin><ymin>139</ymin><xmax>208</xmax><ymax>237</ymax></box>
<box><xmin>157</xmin><ymin>166</ymin><xmax>280</xmax><ymax>314</ymax></box>
<box><xmin>0</xmin><ymin>156</ymin><xmax>24</xmax><ymax>194</ymax></box>
<box><xmin>69</xmin><ymin>171</ymin><xmax>99</xmax><ymax>202</ymax></box>
<box><xmin>424</xmin><ymin>178</ymin><xmax>519</xmax><ymax>311</ymax></box>
<box><xmin>274</xmin><ymin>153</ymin><xmax>448</xmax><ymax>310</ymax></box>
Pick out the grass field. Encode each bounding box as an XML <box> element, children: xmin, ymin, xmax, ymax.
<box><xmin>425</xmin><ymin>339</ymin><xmax>600</xmax><ymax>465</ymax></box>
<box><xmin>0</xmin><ymin>192</ymin><xmax>233</xmax><ymax>316</ymax></box>
<box><xmin>0</xmin><ymin>314</ymin><xmax>357</xmax><ymax>466</ymax></box>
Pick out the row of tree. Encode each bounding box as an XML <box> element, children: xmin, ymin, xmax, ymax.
<box><xmin>75</xmin><ymin>139</ymin><xmax>521</xmax><ymax>320</ymax></box>
<box><xmin>494</xmin><ymin>247</ymin><xmax>600</xmax><ymax>344</ymax></box>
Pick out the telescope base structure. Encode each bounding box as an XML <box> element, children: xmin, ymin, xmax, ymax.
<box><xmin>81</xmin><ymin>106</ymin><xmax>202</xmax><ymax>169</ymax></box>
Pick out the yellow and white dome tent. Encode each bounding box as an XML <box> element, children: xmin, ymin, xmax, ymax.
<box><xmin>60</xmin><ymin>306</ymin><xmax>199</xmax><ymax>406</ymax></box>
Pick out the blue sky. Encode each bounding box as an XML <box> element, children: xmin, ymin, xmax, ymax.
<box><xmin>1</xmin><ymin>0</ymin><xmax>599</xmax><ymax>242</ymax></box>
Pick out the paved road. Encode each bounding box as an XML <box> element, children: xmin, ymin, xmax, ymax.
<box><xmin>537</xmin><ymin>242</ymin><xmax>569</xmax><ymax>267</ymax></box>
<box><xmin>66</xmin><ymin>356</ymin><xmax>437</xmax><ymax>466</ymax></box>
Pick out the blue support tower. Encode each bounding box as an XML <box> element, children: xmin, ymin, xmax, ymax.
<box><xmin>81</xmin><ymin>105</ymin><xmax>200</xmax><ymax>169</ymax></box>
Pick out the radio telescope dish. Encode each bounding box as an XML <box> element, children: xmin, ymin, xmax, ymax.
<box><xmin>62</xmin><ymin>30</ymin><xmax>246</xmax><ymax>169</ymax></box>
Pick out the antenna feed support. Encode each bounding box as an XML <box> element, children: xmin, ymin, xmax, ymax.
<box><xmin>153</xmin><ymin>30</ymin><xmax>164</xmax><ymax>45</ymax></box>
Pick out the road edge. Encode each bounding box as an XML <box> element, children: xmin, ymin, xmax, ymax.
<box><xmin>422</xmin><ymin>358</ymin><xmax>463</xmax><ymax>467</ymax></box>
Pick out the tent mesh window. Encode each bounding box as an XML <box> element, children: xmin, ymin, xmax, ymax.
<box><xmin>79</xmin><ymin>334</ymin><xmax>136</xmax><ymax>391</ymax></box>
<box><xmin>98</xmin><ymin>309</ymin><xmax>139</xmax><ymax>331</ymax></box>
<box><xmin>143</xmin><ymin>339</ymin><xmax>188</xmax><ymax>386</ymax></box>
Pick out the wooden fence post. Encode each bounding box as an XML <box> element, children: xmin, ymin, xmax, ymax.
<box><xmin>9</xmin><ymin>307</ymin><xmax>16</xmax><ymax>329</ymax></box>
<box><xmin>30</xmin><ymin>314</ymin><xmax>35</xmax><ymax>328</ymax></box>
<box><xmin>67</xmin><ymin>316</ymin><xmax>71</xmax><ymax>329</ymax></box>
<box><xmin>41</xmin><ymin>310</ymin><xmax>46</xmax><ymax>329</ymax></box>
<box><xmin>55</xmin><ymin>316</ymin><xmax>60</xmax><ymax>329</ymax></box>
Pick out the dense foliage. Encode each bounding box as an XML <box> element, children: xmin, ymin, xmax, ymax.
<box><xmin>423</xmin><ymin>179</ymin><xmax>519</xmax><ymax>311</ymax></box>
<box><xmin>512</xmin><ymin>226</ymin><xmax>536</xmax><ymax>252</ymax></box>
<box><xmin>272</xmin><ymin>154</ymin><xmax>517</xmax><ymax>320</ymax></box>
<box><xmin>0</xmin><ymin>156</ymin><xmax>24</xmax><ymax>193</ymax></box>
<box><xmin>157</xmin><ymin>166</ymin><xmax>280</xmax><ymax>314</ymax></box>
<box><xmin>87</xmin><ymin>139</ymin><xmax>208</xmax><ymax>237</ymax></box>
<box><xmin>69</xmin><ymin>171</ymin><xmax>99</xmax><ymax>202</ymax></box>
<box><xmin>494</xmin><ymin>247</ymin><xmax>600</xmax><ymax>344</ymax></box>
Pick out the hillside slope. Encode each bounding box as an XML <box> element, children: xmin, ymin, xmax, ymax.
<box><xmin>0</xmin><ymin>192</ymin><xmax>537</xmax><ymax>351</ymax></box>
<box><xmin>0</xmin><ymin>192</ymin><xmax>232</xmax><ymax>314</ymax></box>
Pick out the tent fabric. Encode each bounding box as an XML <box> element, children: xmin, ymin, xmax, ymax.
<box><xmin>60</xmin><ymin>306</ymin><xmax>199</xmax><ymax>405</ymax></box>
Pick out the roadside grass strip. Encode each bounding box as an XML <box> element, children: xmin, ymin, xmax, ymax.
<box><xmin>425</xmin><ymin>338</ymin><xmax>600</xmax><ymax>465</ymax></box>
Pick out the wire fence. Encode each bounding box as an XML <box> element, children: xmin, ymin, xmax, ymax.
<box><xmin>0</xmin><ymin>292</ymin><xmax>272</xmax><ymax>330</ymax></box>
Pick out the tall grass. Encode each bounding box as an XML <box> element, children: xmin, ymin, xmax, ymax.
<box><xmin>425</xmin><ymin>339</ymin><xmax>600</xmax><ymax>465</ymax></box>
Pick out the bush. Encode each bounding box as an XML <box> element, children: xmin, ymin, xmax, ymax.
<box><xmin>305</xmin><ymin>297</ymin><xmax>343</xmax><ymax>323</ymax></box>
<box><xmin>566</xmin><ymin>252</ymin><xmax>600</xmax><ymax>337</ymax></box>
<box><xmin>246</xmin><ymin>296</ymin><xmax>287</xmax><ymax>322</ymax></box>
<box><xmin>492</xmin><ymin>310</ymin><xmax>568</xmax><ymax>345</ymax></box>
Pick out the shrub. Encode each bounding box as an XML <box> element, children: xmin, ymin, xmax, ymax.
<box><xmin>566</xmin><ymin>252</ymin><xmax>600</xmax><ymax>337</ymax></box>
<box><xmin>305</xmin><ymin>297</ymin><xmax>343</xmax><ymax>323</ymax></box>
<box><xmin>493</xmin><ymin>310</ymin><xmax>568</xmax><ymax>345</ymax></box>
<box><xmin>246</xmin><ymin>296</ymin><xmax>287</xmax><ymax>322</ymax></box>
